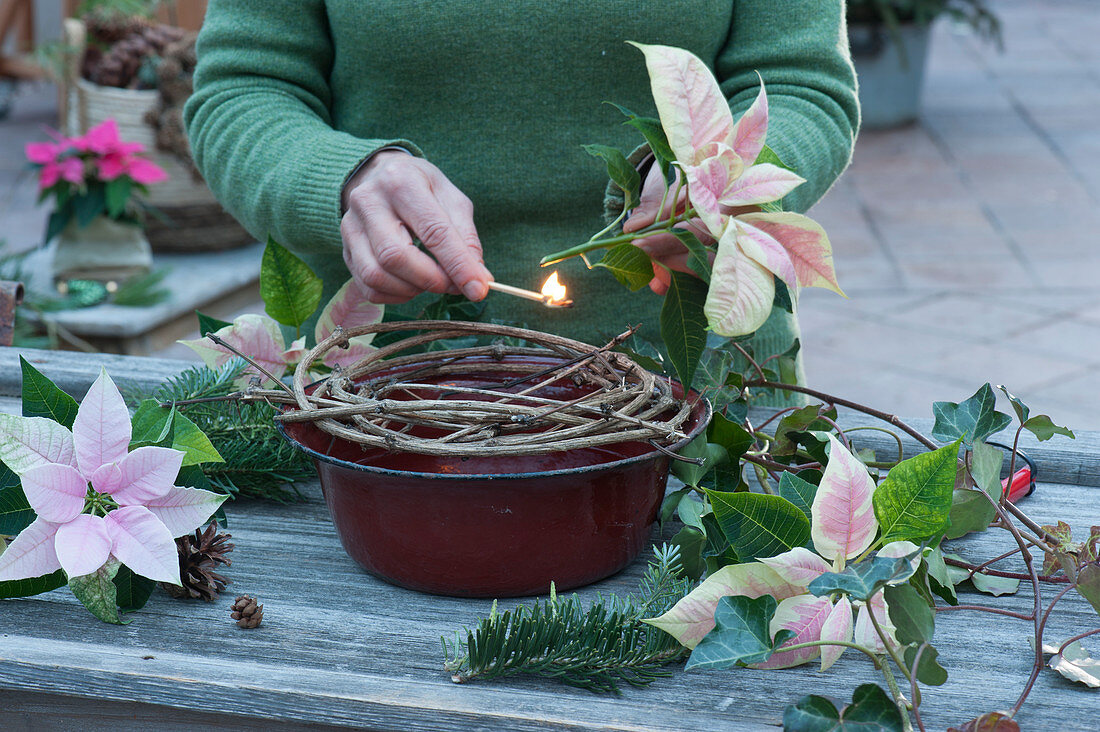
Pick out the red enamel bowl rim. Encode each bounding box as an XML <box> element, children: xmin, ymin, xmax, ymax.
<box><xmin>276</xmin><ymin>376</ymin><xmax>712</xmax><ymax>481</ymax></box>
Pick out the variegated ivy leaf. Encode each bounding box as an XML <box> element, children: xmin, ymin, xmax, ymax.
<box><xmin>685</xmin><ymin>595</ymin><xmax>794</xmax><ymax>670</ymax></box>
<box><xmin>811</xmin><ymin>435</ymin><xmax>878</xmax><ymax>562</ymax></box>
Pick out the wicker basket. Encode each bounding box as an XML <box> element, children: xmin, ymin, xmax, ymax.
<box><xmin>63</xmin><ymin>20</ymin><xmax>252</xmax><ymax>252</ymax></box>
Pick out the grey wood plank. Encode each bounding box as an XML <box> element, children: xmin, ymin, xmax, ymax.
<box><xmin>0</xmin><ymin>346</ymin><xmax>193</xmax><ymax>399</ymax></box>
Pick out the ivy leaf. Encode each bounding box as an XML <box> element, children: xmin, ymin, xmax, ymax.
<box><xmin>884</xmin><ymin>583</ymin><xmax>934</xmax><ymax>645</ymax></box>
<box><xmin>660</xmin><ymin>270</ymin><xmax>708</xmax><ymax>391</ymax></box>
<box><xmin>706</xmin><ymin>489</ymin><xmax>811</xmax><ymax>561</ymax></box>
<box><xmin>260</xmin><ymin>237</ymin><xmax>323</xmax><ymax>329</ymax></box>
<box><xmin>772</xmin><ymin>404</ymin><xmax>834</xmax><ymax>457</ymax></box>
<box><xmin>969</xmin><ymin>572</ymin><xmax>1019</xmax><ymax>596</ymax></box>
<box><xmin>19</xmin><ymin>356</ymin><xmax>79</xmax><ymax>427</ymax></box>
<box><xmin>923</xmin><ymin>546</ymin><xmax>957</xmax><ymax>605</ymax></box>
<box><xmin>1076</xmin><ymin>563</ymin><xmax>1100</xmax><ymax>616</ymax></box>
<box><xmin>1022</xmin><ymin>415</ymin><xmax>1075</xmax><ymax>442</ymax></box>
<box><xmin>706</xmin><ymin>411</ymin><xmax>753</xmax><ymax>463</ymax></box>
<box><xmin>685</xmin><ymin>594</ymin><xmax>793</xmax><ymax>670</ymax></box>
<box><xmin>905</xmin><ymin>643</ymin><xmax>948</xmax><ymax>686</ymax></box>
<box><xmin>670</xmin><ymin>525</ymin><xmax>707</xmax><ymax>581</ymax></box>
<box><xmin>113</xmin><ymin>564</ymin><xmax>157</xmax><ymax>613</ymax></box>
<box><xmin>659</xmin><ymin>487</ymin><xmax>692</xmax><ymax>528</ymax></box>
<box><xmin>69</xmin><ymin>559</ymin><xmax>128</xmax><ymax>625</ymax></box>
<box><xmin>783</xmin><ymin>683</ymin><xmax>904</xmax><ymax>732</ymax></box>
<box><xmin>583</xmin><ymin>144</ymin><xmax>641</xmax><ymax>210</ymax></box>
<box><xmin>0</xmin><ymin>464</ymin><xmax>34</xmax><ymax>535</ymax></box>
<box><xmin>808</xmin><ymin>552</ymin><xmax>919</xmax><ymax>602</ymax></box>
<box><xmin>969</xmin><ymin>441</ymin><xmax>1004</xmax><ymax>500</ymax></box>
<box><xmin>945</xmin><ymin>489</ymin><xmax>996</xmax><ymax>540</ymax></box>
<box><xmin>0</xmin><ymin>569</ymin><xmax>66</xmax><ymax>599</ymax></box>
<box><xmin>669</xmin><ymin>230</ymin><xmax>712</xmax><ymax>283</ymax></box>
<box><xmin>996</xmin><ymin>384</ymin><xmax>1030</xmax><ymax>423</ymax></box>
<box><xmin>873</xmin><ymin>439</ymin><xmax>960</xmax><ymax>545</ymax></box>
<box><xmin>931</xmin><ymin>384</ymin><xmax>1012</xmax><ymax>447</ymax></box>
<box><xmin>778</xmin><ymin>472</ymin><xmax>817</xmax><ymax>522</ymax></box>
<box><xmin>594</xmin><ymin>243</ymin><xmax>653</xmax><ymax>291</ymax></box>
<box><xmin>196</xmin><ymin>310</ymin><xmax>233</xmax><ymax>337</ymax></box>
<box><xmin>1047</xmin><ymin>640</ymin><xmax>1100</xmax><ymax>688</ymax></box>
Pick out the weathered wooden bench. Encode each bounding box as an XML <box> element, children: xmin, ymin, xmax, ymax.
<box><xmin>1</xmin><ymin>348</ymin><xmax>1096</xmax><ymax>731</ymax></box>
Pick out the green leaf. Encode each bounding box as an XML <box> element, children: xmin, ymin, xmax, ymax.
<box><xmin>69</xmin><ymin>560</ymin><xmax>128</xmax><ymax>624</ymax></box>
<box><xmin>605</xmin><ymin>103</ymin><xmax>677</xmax><ymax>176</ymax></box>
<box><xmin>808</xmin><ymin>552</ymin><xmax>918</xmax><ymax>601</ymax></box>
<box><xmin>685</xmin><ymin>594</ymin><xmax>792</xmax><ymax>670</ymax></box>
<box><xmin>969</xmin><ymin>441</ymin><xmax>1004</xmax><ymax>500</ymax></box>
<box><xmin>130</xmin><ymin>399</ymin><xmax>174</xmax><ymax>445</ymax></box>
<box><xmin>168</xmin><ymin>411</ymin><xmax>224</xmax><ymax>466</ymax></box>
<box><xmin>884</xmin><ymin>583</ymin><xmax>934</xmax><ymax>645</ymax></box>
<box><xmin>772</xmin><ymin>404</ymin><xmax>833</xmax><ymax>457</ymax></box>
<box><xmin>969</xmin><ymin>571</ymin><xmax>1019</xmax><ymax>596</ymax></box>
<box><xmin>779</xmin><ymin>472</ymin><xmax>818</xmax><ymax>522</ymax></box>
<box><xmin>113</xmin><ymin>564</ymin><xmax>156</xmax><ymax>613</ymax></box>
<box><xmin>670</xmin><ymin>525</ymin><xmax>707</xmax><ymax>581</ymax></box>
<box><xmin>669</xmin><ymin>230</ymin><xmax>712</xmax><ymax>283</ymax></box>
<box><xmin>705</xmin><ymin>489</ymin><xmax>811</xmax><ymax>561</ymax></box>
<box><xmin>1022</xmin><ymin>414</ymin><xmax>1075</xmax><ymax>442</ymax></box>
<box><xmin>0</xmin><ymin>569</ymin><xmax>66</xmax><ymax>599</ymax></box>
<box><xmin>0</xmin><ymin>467</ymin><xmax>34</xmax><ymax>535</ymax></box>
<box><xmin>104</xmin><ymin>177</ymin><xmax>132</xmax><ymax>218</ymax></box>
<box><xmin>755</xmin><ymin>144</ymin><xmax>796</xmax><ymax>172</ymax></box>
<box><xmin>1076</xmin><ymin>563</ymin><xmax>1100</xmax><ymax>617</ymax></box>
<box><xmin>671</xmin><ymin>432</ymin><xmax>709</xmax><ymax>487</ymax></box>
<box><xmin>945</xmin><ymin>489</ymin><xmax>996</xmax><ymax>540</ymax></box>
<box><xmin>783</xmin><ymin>683</ymin><xmax>904</xmax><ymax>732</ymax></box>
<box><xmin>594</xmin><ymin>243</ymin><xmax>653</xmax><ymax>291</ymax></box>
<box><xmin>905</xmin><ymin>644</ymin><xmax>948</xmax><ymax>686</ymax></box>
<box><xmin>659</xmin><ymin>487</ymin><xmax>692</xmax><ymax>528</ymax></box>
<box><xmin>923</xmin><ymin>546</ymin><xmax>957</xmax><ymax>605</ymax></box>
<box><xmin>73</xmin><ymin>186</ymin><xmax>107</xmax><ymax>227</ymax></box>
<box><xmin>931</xmin><ymin>384</ymin><xmax>1012</xmax><ymax>447</ymax></box>
<box><xmin>583</xmin><ymin>144</ymin><xmax>641</xmax><ymax>210</ymax></box>
<box><xmin>260</xmin><ymin>237</ymin><xmax>323</xmax><ymax>329</ymax></box>
<box><xmin>196</xmin><ymin>311</ymin><xmax>233</xmax><ymax>337</ymax></box>
<box><xmin>660</xmin><ymin>271</ymin><xmax>708</xmax><ymax>391</ymax></box>
<box><xmin>707</xmin><ymin>412</ymin><xmax>753</xmax><ymax>461</ymax></box>
<box><xmin>675</xmin><ymin>493</ymin><xmax>707</xmax><ymax>531</ymax></box>
<box><xmin>996</xmin><ymin>384</ymin><xmax>1030</xmax><ymax>423</ymax></box>
<box><xmin>130</xmin><ymin>400</ymin><xmax>223</xmax><ymax>466</ymax></box>
<box><xmin>873</xmin><ymin>439</ymin><xmax>960</xmax><ymax>545</ymax></box>
<box><xmin>19</xmin><ymin>356</ymin><xmax>79</xmax><ymax>427</ymax></box>
<box><xmin>44</xmin><ymin>208</ymin><xmax>70</xmax><ymax>244</ymax></box>
<box><xmin>773</xmin><ymin>279</ymin><xmax>794</xmax><ymax>314</ymax></box>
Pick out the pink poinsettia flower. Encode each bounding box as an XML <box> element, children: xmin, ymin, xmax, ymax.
<box><xmin>0</xmin><ymin>370</ymin><xmax>226</xmax><ymax>584</ymax></box>
<box><xmin>25</xmin><ymin>141</ymin><xmax>64</xmax><ymax>165</ymax></box>
<box><xmin>71</xmin><ymin>119</ymin><xmax>145</xmax><ymax>157</ymax></box>
<box><xmin>646</xmin><ymin>437</ymin><xmax>905</xmax><ymax>670</ymax></box>
<box><xmin>630</xmin><ymin>42</ymin><xmax>844</xmax><ymax>336</ymax></box>
<box><xmin>36</xmin><ymin>157</ymin><xmax>86</xmax><ymax>190</ymax></box>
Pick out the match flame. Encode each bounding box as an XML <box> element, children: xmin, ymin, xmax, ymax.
<box><xmin>541</xmin><ymin>271</ymin><xmax>568</xmax><ymax>303</ymax></box>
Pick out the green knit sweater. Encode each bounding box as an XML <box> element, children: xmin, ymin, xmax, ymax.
<box><xmin>185</xmin><ymin>0</ymin><xmax>858</xmax><ymax>386</ymax></box>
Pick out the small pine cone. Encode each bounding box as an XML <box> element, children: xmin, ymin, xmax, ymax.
<box><xmin>84</xmin><ymin>10</ymin><xmax>153</xmax><ymax>46</ymax></box>
<box><xmin>231</xmin><ymin>595</ymin><xmax>264</xmax><ymax>629</ymax></box>
<box><xmin>162</xmin><ymin>523</ymin><xmax>233</xmax><ymax>601</ymax></box>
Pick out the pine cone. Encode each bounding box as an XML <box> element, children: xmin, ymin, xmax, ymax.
<box><xmin>87</xmin><ymin>24</ymin><xmax>186</xmax><ymax>89</ymax></box>
<box><xmin>84</xmin><ymin>10</ymin><xmax>153</xmax><ymax>47</ymax></box>
<box><xmin>162</xmin><ymin>523</ymin><xmax>233</xmax><ymax>601</ymax></box>
<box><xmin>231</xmin><ymin>595</ymin><xmax>264</xmax><ymax>629</ymax></box>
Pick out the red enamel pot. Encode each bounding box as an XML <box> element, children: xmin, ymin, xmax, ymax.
<box><xmin>278</xmin><ymin>357</ymin><xmax>710</xmax><ymax>597</ymax></box>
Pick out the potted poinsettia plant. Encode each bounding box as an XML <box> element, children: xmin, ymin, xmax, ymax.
<box><xmin>26</xmin><ymin>118</ymin><xmax>167</xmax><ymax>284</ymax></box>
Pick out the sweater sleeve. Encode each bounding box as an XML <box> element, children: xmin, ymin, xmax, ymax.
<box><xmin>183</xmin><ymin>0</ymin><xmax>421</xmax><ymax>260</ymax></box>
<box><xmin>717</xmin><ymin>0</ymin><xmax>859</xmax><ymax>213</ymax></box>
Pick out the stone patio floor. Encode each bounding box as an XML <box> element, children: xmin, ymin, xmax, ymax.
<box><xmin>2</xmin><ymin>0</ymin><xmax>1099</xmax><ymax>429</ymax></box>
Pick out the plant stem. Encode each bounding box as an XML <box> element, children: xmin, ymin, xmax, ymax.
<box><xmin>942</xmin><ymin>556</ymin><xmax>1070</xmax><ymax>585</ymax></box>
<box><xmin>909</xmin><ymin>643</ymin><xmax>928</xmax><ymax>732</ymax></box>
<box><xmin>879</xmin><ymin>659</ymin><xmax>915</xmax><ymax>732</ymax></box>
<box><xmin>744</xmin><ymin>380</ymin><xmax>939</xmax><ymax>451</ymax></box>
<box><xmin>844</xmin><ymin>425</ymin><xmax>905</xmax><ymax>464</ymax></box>
<box><xmin>540</xmin><ymin>210</ymin><xmax>697</xmax><ymax>265</ymax></box>
<box><xmin>934</xmin><ymin>604</ymin><xmax>1034</xmax><ymax>621</ymax></box>
<box><xmin>771</xmin><ymin>639</ymin><xmax>882</xmax><ymax>666</ymax></box>
<box><xmin>1057</xmin><ymin>628</ymin><xmax>1100</xmax><ymax>654</ymax></box>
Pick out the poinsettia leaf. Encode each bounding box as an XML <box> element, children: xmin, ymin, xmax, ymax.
<box><xmin>783</xmin><ymin>683</ymin><xmax>904</xmax><ymax>732</ymax></box>
<box><xmin>773</xmin><ymin>279</ymin><xmax>794</xmax><ymax>314</ymax></box>
<box><xmin>704</xmin><ymin>228</ymin><xmax>776</xmax><ymax>337</ymax></box>
<box><xmin>661</xmin><ymin>270</ymin><xmax>709</xmax><ymax>390</ymax></box>
<box><xmin>0</xmin><ymin>464</ymin><xmax>33</xmax><ymax>535</ymax></box>
<box><xmin>736</xmin><ymin>212</ymin><xmax>842</xmax><ymax>295</ymax></box>
<box><xmin>809</xmin><ymin>552</ymin><xmax>919</xmax><ymax>601</ymax></box>
<box><xmin>74</xmin><ymin>186</ymin><xmax>106</xmax><ymax>227</ymax></box>
<box><xmin>44</xmin><ymin>208</ymin><xmax>69</xmax><ymax>244</ymax></box>
<box><xmin>778</xmin><ymin>472</ymin><xmax>817</xmax><ymax>522</ymax></box>
<box><xmin>754</xmin><ymin>594</ymin><xmax>835</xmax><ymax>669</ymax></box>
<box><xmin>594</xmin><ymin>243</ymin><xmax>654</xmax><ymax>291</ymax></box>
<box><xmin>0</xmin><ymin>568</ymin><xmax>66</xmax><ymax>599</ymax></box>
<box><xmin>883</xmin><ymin>583</ymin><xmax>934</xmax><ymax>645</ymax></box>
<box><xmin>113</xmin><ymin>564</ymin><xmax>156</xmax><ymax>613</ymax></box>
<box><xmin>20</xmin><ymin>356</ymin><xmax>79</xmax><ymax>427</ymax></box>
<box><xmin>905</xmin><ymin>643</ymin><xmax>948</xmax><ymax>686</ymax></box>
<box><xmin>104</xmin><ymin>177</ymin><xmax>132</xmax><ymax>218</ymax></box>
<box><xmin>583</xmin><ymin>144</ymin><xmax>641</xmax><ymax>210</ymax></box>
<box><xmin>755</xmin><ymin>144</ymin><xmax>796</xmax><ymax>172</ymax></box>
<box><xmin>931</xmin><ymin>384</ymin><xmax>1012</xmax><ymax>447</ymax></box>
<box><xmin>1022</xmin><ymin>414</ymin><xmax>1075</xmax><ymax>442</ymax></box>
<box><xmin>69</xmin><ymin>559</ymin><xmax>128</xmax><ymax>624</ymax></box>
<box><xmin>705</xmin><ymin>489</ymin><xmax>811</xmax><ymax>561</ymax></box>
<box><xmin>668</xmin><ymin>230</ymin><xmax>712</xmax><ymax>284</ymax></box>
<box><xmin>670</xmin><ymin>525</ymin><xmax>707</xmax><ymax>581</ymax></box>
<box><xmin>812</xmin><ymin>435</ymin><xmax>878</xmax><ymax>562</ymax></box>
<box><xmin>873</xmin><ymin>439</ymin><xmax>960</xmax><ymax>545</ymax></box>
<box><xmin>260</xmin><ymin>237</ymin><xmax>323</xmax><ymax>329</ymax></box>
<box><xmin>685</xmin><ymin>594</ymin><xmax>792</xmax><ymax>670</ymax></box>
<box><xmin>196</xmin><ymin>310</ymin><xmax>232</xmax><ymax>337</ymax></box>
<box><xmin>644</xmin><ymin>562</ymin><xmax>803</xmax><ymax>648</ymax></box>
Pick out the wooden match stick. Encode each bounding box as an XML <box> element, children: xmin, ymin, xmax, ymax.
<box><xmin>486</xmin><ymin>281</ymin><xmax>573</xmax><ymax>308</ymax></box>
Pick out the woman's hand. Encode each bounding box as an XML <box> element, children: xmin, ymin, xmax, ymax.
<box><xmin>340</xmin><ymin>151</ymin><xmax>492</xmax><ymax>304</ymax></box>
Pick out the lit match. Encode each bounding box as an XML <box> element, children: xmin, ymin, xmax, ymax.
<box><xmin>486</xmin><ymin>272</ymin><xmax>573</xmax><ymax>308</ymax></box>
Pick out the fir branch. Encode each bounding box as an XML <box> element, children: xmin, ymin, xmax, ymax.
<box><xmin>442</xmin><ymin>545</ymin><xmax>693</xmax><ymax>694</ymax></box>
<box><xmin>143</xmin><ymin>361</ymin><xmax>315</xmax><ymax>501</ymax></box>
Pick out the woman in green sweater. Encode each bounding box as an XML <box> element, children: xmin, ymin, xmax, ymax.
<box><xmin>184</xmin><ymin>1</ymin><xmax>858</xmax><ymax>384</ymax></box>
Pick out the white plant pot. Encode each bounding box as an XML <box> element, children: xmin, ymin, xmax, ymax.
<box><xmin>850</xmin><ymin>22</ymin><xmax>933</xmax><ymax>129</ymax></box>
<box><xmin>52</xmin><ymin>215</ymin><xmax>153</xmax><ymax>284</ymax></box>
